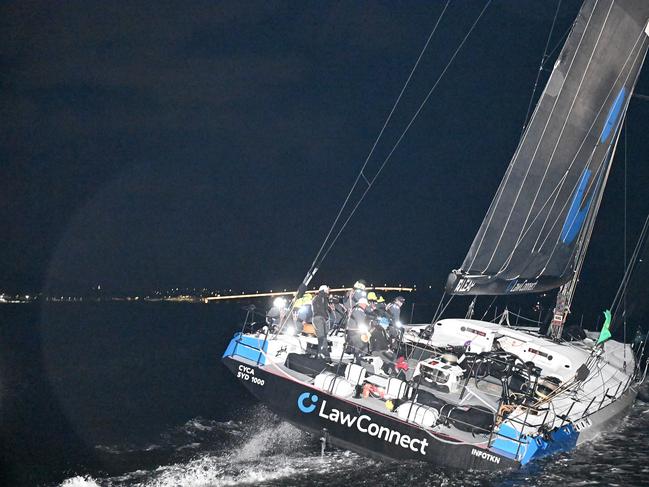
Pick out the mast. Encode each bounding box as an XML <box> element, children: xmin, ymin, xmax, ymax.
<box><xmin>549</xmin><ymin>9</ymin><xmax>649</xmax><ymax>338</ymax></box>
<box><xmin>549</xmin><ymin>159</ymin><xmax>607</xmax><ymax>337</ymax></box>
<box><xmin>550</xmin><ymin>109</ymin><xmax>627</xmax><ymax>338</ymax></box>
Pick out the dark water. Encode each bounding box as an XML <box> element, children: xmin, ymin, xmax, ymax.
<box><xmin>1</xmin><ymin>303</ymin><xmax>648</xmax><ymax>487</ymax></box>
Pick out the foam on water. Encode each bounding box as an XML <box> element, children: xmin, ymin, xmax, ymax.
<box><xmin>128</xmin><ymin>454</ymin><xmax>300</xmax><ymax>487</ymax></box>
<box><xmin>60</xmin><ymin>476</ymin><xmax>102</xmax><ymax>487</ymax></box>
<box><xmin>60</xmin><ymin>402</ymin><xmax>649</xmax><ymax>487</ymax></box>
<box><xmin>235</xmin><ymin>416</ymin><xmax>304</xmax><ymax>460</ymax></box>
<box><xmin>95</xmin><ymin>443</ymin><xmax>164</xmax><ymax>455</ymax></box>
<box><xmin>62</xmin><ymin>405</ymin><xmax>364</xmax><ymax>487</ymax></box>
<box><xmin>129</xmin><ymin>407</ymin><xmax>364</xmax><ymax>487</ymax></box>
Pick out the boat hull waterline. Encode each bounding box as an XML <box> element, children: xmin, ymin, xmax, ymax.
<box><xmin>222</xmin><ymin>350</ymin><xmax>637</xmax><ymax>470</ymax></box>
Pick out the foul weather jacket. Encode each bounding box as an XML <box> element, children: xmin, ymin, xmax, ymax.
<box><xmin>312</xmin><ymin>291</ymin><xmax>329</xmax><ymax>319</ymax></box>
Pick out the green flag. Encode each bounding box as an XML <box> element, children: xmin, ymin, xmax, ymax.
<box><xmin>596</xmin><ymin>309</ymin><xmax>612</xmax><ymax>345</ymax></box>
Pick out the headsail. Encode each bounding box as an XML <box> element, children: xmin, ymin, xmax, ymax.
<box><xmin>447</xmin><ymin>0</ymin><xmax>649</xmax><ymax>296</ymax></box>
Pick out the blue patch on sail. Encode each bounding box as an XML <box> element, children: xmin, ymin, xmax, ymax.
<box><xmin>600</xmin><ymin>87</ymin><xmax>626</xmax><ymax>144</ymax></box>
<box><xmin>560</xmin><ymin>168</ymin><xmax>592</xmax><ymax>244</ymax></box>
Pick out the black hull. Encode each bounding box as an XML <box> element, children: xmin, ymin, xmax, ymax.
<box><xmin>223</xmin><ymin>356</ymin><xmax>518</xmax><ymax>471</ymax></box>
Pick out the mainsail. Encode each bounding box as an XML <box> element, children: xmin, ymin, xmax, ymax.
<box><xmin>447</xmin><ymin>0</ymin><xmax>649</xmax><ymax>296</ymax></box>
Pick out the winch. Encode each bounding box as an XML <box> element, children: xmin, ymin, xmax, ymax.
<box><xmin>414</xmin><ymin>356</ymin><xmax>464</xmax><ymax>393</ymax></box>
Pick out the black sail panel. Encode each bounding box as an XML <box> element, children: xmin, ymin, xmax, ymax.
<box><xmin>447</xmin><ymin>0</ymin><xmax>649</xmax><ymax>296</ymax></box>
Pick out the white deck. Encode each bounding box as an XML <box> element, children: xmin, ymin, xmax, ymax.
<box><xmin>244</xmin><ymin>317</ymin><xmax>635</xmax><ymax>453</ymax></box>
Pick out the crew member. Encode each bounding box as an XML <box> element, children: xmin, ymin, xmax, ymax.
<box><xmin>312</xmin><ymin>285</ymin><xmax>331</xmax><ymax>360</ymax></box>
<box><xmin>293</xmin><ymin>293</ymin><xmax>313</xmax><ymax>334</ymax></box>
<box><xmin>266</xmin><ymin>296</ymin><xmax>287</xmax><ymax>329</ymax></box>
<box><xmin>366</xmin><ymin>291</ymin><xmax>378</xmax><ymax>320</ymax></box>
<box><xmin>376</xmin><ymin>294</ymin><xmax>387</xmax><ymax>315</ymax></box>
<box><xmin>347</xmin><ymin>279</ymin><xmax>367</xmax><ymax>311</ymax></box>
<box><xmin>347</xmin><ymin>297</ymin><xmax>370</xmax><ymax>363</ymax></box>
<box><xmin>369</xmin><ymin>317</ymin><xmax>390</xmax><ymax>353</ymax></box>
<box><xmin>329</xmin><ymin>295</ymin><xmax>347</xmax><ymax>331</ymax></box>
<box><xmin>368</xmin><ymin>292</ymin><xmax>389</xmax><ymax>322</ymax></box>
<box><xmin>386</xmin><ymin>296</ymin><xmax>406</xmax><ymax>344</ymax></box>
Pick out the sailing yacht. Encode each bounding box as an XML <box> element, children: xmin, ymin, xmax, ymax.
<box><xmin>223</xmin><ymin>0</ymin><xmax>649</xmax><ymax>470</ymax></box>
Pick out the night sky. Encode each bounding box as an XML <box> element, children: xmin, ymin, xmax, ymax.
<box><xmin>2</xmin><ymin>1</ymin><xmax>648</xmax><ymax>313</ymax></box>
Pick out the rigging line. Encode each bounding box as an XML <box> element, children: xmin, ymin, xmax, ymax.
<box><xmin>467</xmin><ymin>10</ymin><xmax>566</xmax><ymax>271</ymax></box>
<box><xmin>432</xmin><ymin>291</ymin><xmax>447</xmax><ymax>324</ymax></box>
<box><xmin>480</xmin><ymin>295</ymin><xmax>498</xmax><ymax>320</ymax></box>
<box><xmin>435</xmin><ymin>294</ymin><xmax>455</xmax><ymax>322</ymax></box>
<box><xmin>521</xmin><ymin>0</ymin><xmax>563</xmax><ymax>135</ymax></box>
<box><xmin>532</xmin><ymin>33</ymin><xmax>649</xmax><ymax>275</ymax></box>
<box><xmin>537</xmin><ymin>129</ymin><xmax>639</xmax><ymax>281</ymax></box>
<box><xmin>622</xmin><ymin>118</ymin><xmax>627</xmax><ymax>360</ymax></box>
<box><xmin>534</xmin><ymin>145</ymin><xmax>604</xmax><ymax>263</ymax></box>
<box><xmin>507</xmin><ymin>310</ymin><xmax>544</xmax><ymax>325</ymax></box>
<box><xmin>492</xmin><ymin>0</ymin><xmax>614</xmax><ymax>275</ymax></box>
<box><xmin>515</xmin><ymin>28</ymin><xmax>646</xmax><ymax>291</ymax></box>
<box><xmin>493</xmin><ymin>32</ymin><xmax>647</xmax><ymax>277</ymax></box>
<box><xmin>460</xmin><ymin>31</ymin><xmax>571</xmax><ymax>274</ymax></box>
<box><xmin>508</xmin><ymin>0</ymin><xmax>613</xmax><ymax>264</ymax></box>
<box><xmin>305</xmin><ymin>0</ymin><xmax>451</xmax><ymax>275</ymax></box>
<box><xmin>539</xmin><ymin>367</ymin><xmax>617</xmax><ymax>412</ymax></box>
<box><xmin>532</xmin><ymin>34</ymin><xmax>647</xmax><ymax>253</ymax></box>
<box><xmin>611</xmin><ymin>213</ymin><xmax>649</xmax><ymax>316</ymax></box>
<box><xmin>495</xmin><ymin>103</ymin><xmax>600</xmax><ymax>275</ymax></box>
<box><xmin>536</xmin><ymin>356</ymin><xmax>613</xmax><ymax>403</ymax></box>
<box><xmin>536</xmin><ymin>36</ymin><xmax>648</xmax><ymax>274</ymax></box>
<box><xmin>471</xmin><ymin>0</ymin><xmax>600</xmax><ymax>273</ymax></box>
<box><xmin>543</xmin><ymin>24</ymin><xmax>573</xmax><ymax>67</ymax></box>
<box><xmin>551</xmin><ymin>128</ymin><xmax>617</xmax><ymax>287</ymax></box>
<box><xmin>468</xmin><ymin>9</ymin><xmax>592</xmax><ymax>274</ymax></box>
<box><xmin>275</xmin><ymin>3</ymin><xmax>452</xmax><ymax>336</ymax></box>
<box><xmin>611</xmin><ymin>235</ymin><xmax>646</xmax><ymax>332</ymax></box>
<box><xmin>317</xmin><ymin>0</ymin><xmax>493</xmax><ymax>266</ymax></box>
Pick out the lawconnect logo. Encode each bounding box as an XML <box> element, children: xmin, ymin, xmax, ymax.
<box><xmin>296</xmin><ymin>391</ymin><xmax>428</xmax><ymax>455</ymax></box>
<box><xmin>297</xmin><ymin>392</ymin><xmax>319</xmax><ymax>413</ymax></box>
